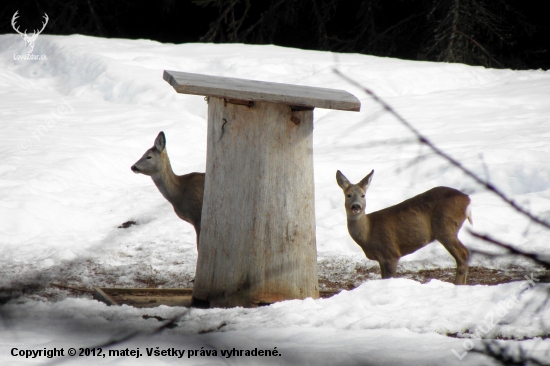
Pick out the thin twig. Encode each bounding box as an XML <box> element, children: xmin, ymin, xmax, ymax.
<box><xmin>45</xmin><ymin>312</ymin><xmax>188</xmax><ymax>366</ymax></box>
<box><xmin>469</xmin><ymin>231</ymin><xmax>550</xmax><ymax>269</ymax></box>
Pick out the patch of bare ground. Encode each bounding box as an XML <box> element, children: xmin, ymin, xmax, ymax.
<box><xmin>318</xmin><ymin>260</ymin><xmax>550</xmax><ymax>292</ymax></box>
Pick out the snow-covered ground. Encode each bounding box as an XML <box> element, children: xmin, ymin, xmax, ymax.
<box><xmin>1</xmin><ymin>34</ymin><xmax>550</xmax><ymax>365</ymax></box>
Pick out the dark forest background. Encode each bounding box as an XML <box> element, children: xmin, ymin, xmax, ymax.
<box><xmin>1</xmin><ymin>0</ymin><xmax>548</xmax><ymax>70</ymax></box>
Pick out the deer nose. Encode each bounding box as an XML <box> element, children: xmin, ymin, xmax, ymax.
<box><xmin>351</xmin><ymin>204</ymin><xmax>362</xmax><ymax>213</ymax></box>
<box><xmin>131</xmin><ymin>165</ymin><xmax>140</xmax><ymax>173</ymax></box>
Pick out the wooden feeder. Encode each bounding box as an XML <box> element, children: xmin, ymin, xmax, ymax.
<box><xmin>163</xmin><ymin>71</ymin><xmax>360</xmax><ymax>308</ymax></box>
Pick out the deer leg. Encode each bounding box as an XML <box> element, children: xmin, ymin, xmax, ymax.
<box><xmin>437</xmin><ymin>236</ymin><xmax>469</xmax><ymax>285</ymax></box>
<box><xmin>378</xmin><ymin>258</ymin><xmax>398</xmax><ymax>279</ymax></box>
<box><xmin>193</xmin><ymin>221</ymin><xmax>201</xmax><ymax>250</ymax></box>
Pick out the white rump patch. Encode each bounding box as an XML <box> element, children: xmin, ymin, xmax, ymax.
<box><xmin>465</xmin><ymin>204</ymin><xmax>473</xmax><ymax>225</ymax></box>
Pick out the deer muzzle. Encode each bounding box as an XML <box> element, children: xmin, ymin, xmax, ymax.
<box><xmin>350</xmin><ymin>203</ymin><xmax>362</xmax><ymax>214</ymax></box>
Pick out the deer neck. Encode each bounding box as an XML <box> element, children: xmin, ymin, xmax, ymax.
<box><xmin>151</xmin><ymin>152</ymin><xmax>181</xmax><ymax>205</ymax></box>
<box><xmin>347</xmin><ymin>213</ymin><xmax>370</xmax><ymax>245</ymax></box>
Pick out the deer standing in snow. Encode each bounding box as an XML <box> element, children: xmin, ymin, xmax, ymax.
<box><xmin>336</xmin><ymin>170</ymin><xmax>471</xmax><ymax>285</ymax></box>
<box><xmin>132</xmin><ymin>132</ymin><xmax>204</xmax><ymax>248</ymax></box>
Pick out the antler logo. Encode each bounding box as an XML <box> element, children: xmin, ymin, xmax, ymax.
<box><xmin>12</xmin><ymin>11</ymin><xmax>49</xmax><ymax>55</ymax></box>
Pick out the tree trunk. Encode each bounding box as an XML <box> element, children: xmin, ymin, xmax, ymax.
<box><xmin>193</xmin><ymin>97</ymin><xmax>319</xmax><ymax>308</ymax></box>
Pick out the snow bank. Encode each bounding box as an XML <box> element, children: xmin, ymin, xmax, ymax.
<box><xmin>1</xmin><ymin>34</ymin><xmax>550</xmax><ymax>365</ymax></box>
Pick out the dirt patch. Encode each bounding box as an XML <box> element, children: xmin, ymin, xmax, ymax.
<box><xmin>318</xmin><ymin>264</ymin><xmax>549</xmax><ymax>292</ymax></box>
<box><xmin>117</xmin><ymin>220</ymin><xmax>137</xmax><ymax>229</ymax></box>
<box><xmin>400</xmin><ymin>266</ymin><xmax>545</xmax><ymax>285</ymax></box>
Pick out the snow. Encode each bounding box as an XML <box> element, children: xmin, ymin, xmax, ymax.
<box><xmin>1</xmin><ymin>34</ymin><xmax>550</xmax><ymax>365</ymax></box>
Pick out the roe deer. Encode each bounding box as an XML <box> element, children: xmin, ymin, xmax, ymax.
<box><xmin>336</xmin><ymin>170</ymin><xmax>472</xmax><ymax>285</ymax></box>
<box><xmin>131</xmin><ymin>131</ymin><xmax>205</xmax><ymax>248</ymax></box>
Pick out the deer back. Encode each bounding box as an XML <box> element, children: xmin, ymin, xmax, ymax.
<box><xmin>365</xmin><ymin>187</ymin><xmax>470</xmax><ymax>257</ymax></box>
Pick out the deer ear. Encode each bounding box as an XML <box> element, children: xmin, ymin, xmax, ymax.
<box><xmin>154</xmin><ymin>131</ymin><xmax>166</xmax><ymax>152</ymax></box>
<box><xmin>336</xmin><ymin>170</ymin><xmax>351</xmax><ymax>190</ymax></box>
<box><xmin>359</xmin><ymin>170</ymin><xmax>374</xmax><ymax>190</ymax></box>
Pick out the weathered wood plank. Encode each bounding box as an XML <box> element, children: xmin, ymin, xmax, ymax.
<box><xmin>93</xmin><ymin>288</ymin><xmax>194</xmax><ymax>308</ymax></box>
<box><xmin>93</xmin><ymin>287</ymin><xmax>340</xmax><ymax>308</ymax></box>
<box><xmin>163</xmin><ymin>70</ymin><xmax>361</xmax><ymax>112</ymax></box>
<box><xmin>93</xmin><ymin>287</ymin><xmax>119</xmax><ymax>306</ymax></box>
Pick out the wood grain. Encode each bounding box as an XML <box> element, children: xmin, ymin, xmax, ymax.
<box><xmin>163</xmin><ymin>70</ymin><xmax>361</xmax><ymax>112</ymax></box>
<box><xmin>193</xmin><ymin>97</ymin><xmax>319</xmax><ymax>307</ymax></box>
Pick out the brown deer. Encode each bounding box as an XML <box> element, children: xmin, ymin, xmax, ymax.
<box><xmin>131</xmin><ymin>132</ymin><xmax>205</xmax><ymax>248</ymax></box>
<box><xmin>336</xmin><ymin>170</ymin><xmax>472</xmax><ymax>285</ymax></box>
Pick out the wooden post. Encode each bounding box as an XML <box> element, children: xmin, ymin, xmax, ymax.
<box><xmin>163</xmin><ymin>71</ymin><xmax>360</xmax><ymax>308</ymax></box>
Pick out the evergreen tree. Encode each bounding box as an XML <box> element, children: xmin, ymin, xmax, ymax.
<box><xmin>422</xmin><ymin>0</ymin><xmax>532</xmax><ymax>67</ymax></box>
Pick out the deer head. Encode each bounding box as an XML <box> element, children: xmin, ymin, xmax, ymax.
<box><xmin>12</xmin><ymin>11</ymin><xmax>49</xmax><ymax>54</ymax></box>
<box><xmin>131</xmin><ymin>132</ymin><xmax>167</xmax><ymax>176</ymax></box>
<box><xmin>336</xmin><ymin>169</ymin><xmax>374</xmax><ymax>218</ymax></box>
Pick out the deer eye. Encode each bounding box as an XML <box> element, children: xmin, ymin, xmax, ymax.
<box><xmin>146</xmin><ymin>156</ymin><xmax>152</xmax><ymax>159</ymax></box>
<box><xmin>361</xmin><ymin>195</ymin><xmax>365</xmax><ymax>198</ymax></box>
<box><xmin>346</xmin><ymin>194</ymin><xmax>351</xmax><ymax>198</ymax></box>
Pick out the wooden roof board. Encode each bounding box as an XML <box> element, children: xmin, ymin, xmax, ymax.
<box><xmin>163</xmin><ymin>70</ymin><xmax>361</xmax><ymax>112</ymax></box>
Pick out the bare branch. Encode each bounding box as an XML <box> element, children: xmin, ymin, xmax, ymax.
<box><xmin>469</xmin><ymin>231</ymin><xmax>550</xmax><ymax>269</ymax></box>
